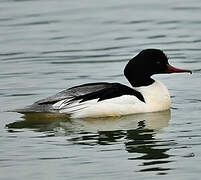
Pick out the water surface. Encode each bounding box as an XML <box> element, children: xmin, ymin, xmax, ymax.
<box><xmin>1</xmin><ymin>0</ymin><xmax>201</xmax><ymax>179</ymax></box>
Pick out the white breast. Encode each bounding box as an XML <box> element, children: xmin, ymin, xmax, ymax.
<box><xmin>53</xmin><ymin>81</ymin><xmax>171</xmax><ymax>118</ymax></box>
<box><xmin>135</xmin><ymin>81</ymin><xmax>171</xmax><ymax>112</ymax></box>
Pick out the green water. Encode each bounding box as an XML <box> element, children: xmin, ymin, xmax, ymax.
<box><xmin>1</xmin><ymin>0</ymin><xmax>201</xmax><ymax>179</ymax></box>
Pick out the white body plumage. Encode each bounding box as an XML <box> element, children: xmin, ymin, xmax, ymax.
<box><xmin>53</xmin><ymin>81</ymin><xmax>170</xmax><ymax>118</ymax></box>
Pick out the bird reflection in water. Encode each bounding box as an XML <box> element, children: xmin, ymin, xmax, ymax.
<box><xmin>7</xmin><ymin>110</ymin><xmax>172</xmax><ymax>174</ymax></box>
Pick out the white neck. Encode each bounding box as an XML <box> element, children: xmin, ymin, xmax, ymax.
<box><xmin>135</xmin><ymin>81</ymin><xmax>171</xmax><ymax>112</ymax></box>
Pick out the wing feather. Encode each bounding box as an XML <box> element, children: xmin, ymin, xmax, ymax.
<box><xmin>13</xmin><ymin>82</ymin><xmax>114</xmax><ymax>113</ymax></box>
<box><xmin>54</xmin><ymin>83</ymin><xmax>145</xmax><ymax>113</ymax></box>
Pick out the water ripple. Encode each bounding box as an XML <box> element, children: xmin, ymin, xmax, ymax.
<box><xmin>1</xmin><ymin>0</ymin><xmax>201</xmax><ymax>179</ymax></box>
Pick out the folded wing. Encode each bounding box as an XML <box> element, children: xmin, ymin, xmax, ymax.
<box><xmin>14</xmin><ymin>82</ymin><xmax>118</xmax><ymax>113</ymax></box>
<box><xmin>53</xmin><ymin>83</ymin><xmax>145</xmax><ymax>116</ymax></box>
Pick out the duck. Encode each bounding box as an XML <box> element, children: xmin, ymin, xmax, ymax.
<box><xmin>14</xmin><ymin>49</ymin><xmax>191</xmax><ymax>118</ymax></box>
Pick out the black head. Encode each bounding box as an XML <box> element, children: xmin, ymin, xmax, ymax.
<box><xmin>124</xmin><ymin>49</ymin><xmax>191</xmax><ymax>87</ymax></box>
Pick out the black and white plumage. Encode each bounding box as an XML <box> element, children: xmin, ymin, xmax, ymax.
<box><xmin>14</xmin><ymin>49</ymin><xmax>191</xmax><ymax>118</ymax></box>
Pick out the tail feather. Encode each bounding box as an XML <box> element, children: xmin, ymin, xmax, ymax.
<box><xmin>10</xmin><ymin>103</ymin><xmax>55</xmax><ymax>113</ymax></box>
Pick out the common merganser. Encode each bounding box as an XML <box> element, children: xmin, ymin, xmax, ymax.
<box><xmin>14</xmin><ymin>49</ymin><xmax>191</xmax><ymax>118</ymax></box>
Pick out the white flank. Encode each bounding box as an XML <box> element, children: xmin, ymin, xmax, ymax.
<box><xmin>52</xmin><ymin>81</ymin><xmax>171</xmax><ymax>118</ymax></box>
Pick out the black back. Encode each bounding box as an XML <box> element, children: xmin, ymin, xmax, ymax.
<box><xmin>69</xmin><ymin>83</ymin><xmax>145</xmax><ymax>103</ymax></box>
